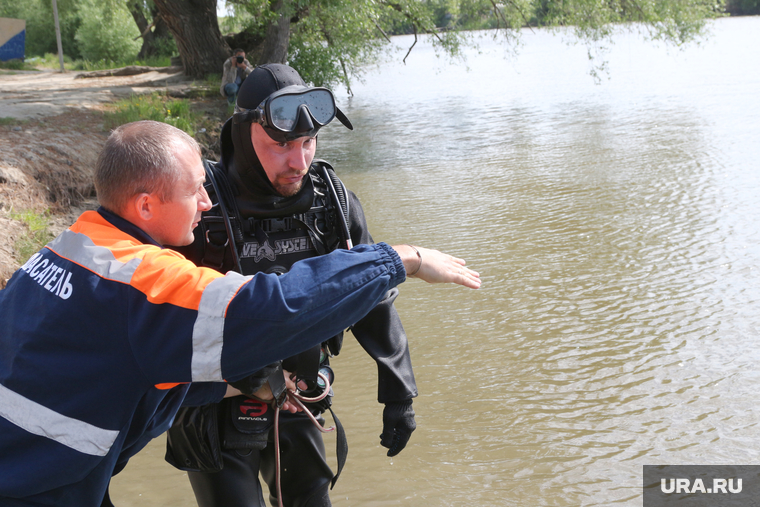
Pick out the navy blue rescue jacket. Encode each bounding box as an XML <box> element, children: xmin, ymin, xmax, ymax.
<box><xmin>0</xmin><ymin>208</ymin><xmax>406</xmax><ymax>506</ymax></box>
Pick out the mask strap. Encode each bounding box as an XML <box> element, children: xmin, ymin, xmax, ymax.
<box><xmin>336</xmin><ymin>107</ymin><xmax>354</xmax><ymax>131</ymax></box>
<box><xmin>233</xmin><ymin>108</ymin><xmax>262</xmax><ymax>125</ymax></box>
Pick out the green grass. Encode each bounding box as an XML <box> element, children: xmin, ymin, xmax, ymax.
<box><xmin>27</xmin><ymin>53</ymin><xmax>173</xmax><ymax>72</ymax></box>
<box><xmin>25</xmin><ymin>53</ymin><xmax>73</xmax><ymax>70</ymax></box>
<box><xmin>10</xmin><ymin>209</ymin><xmax>54</xmax><ymax>264</ymax></box>
<box><xmin>103</xmin><ymin>92</ymin><xmax>202</xmax><ymax>135</ymax></box>
<box><xmin>203</xmin><ymin>73</ymin><xmax>221</xmax><ymax>88</ymax></box>
<box><xmin>0</xmin><ymin>59</ymin><xmax>38</xmax><ymax>71</ymax></box>
<box><xmin>73</xmin><ymin>55</ymin><xmax>173</xmax><ymax>71</ymax></box>
<box><xmin>0</xmin><ymin>117</ymin><xmax>23</xmax><ymax>126</ymax></box>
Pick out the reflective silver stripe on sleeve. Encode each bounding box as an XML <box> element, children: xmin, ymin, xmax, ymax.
<box><xmin>47</xmin><ymin>229</ymin><xmax>142</xmax><ymax>283</ymax></box>
<box><xmin>191</xmin><ymin>272</ymin><xmax>250</xmax><ymax>381</ymax></box>
<box><xmin>0</xmin><ymin>383</ymin><xmax>119</xmax><ymax>457</ymax></box>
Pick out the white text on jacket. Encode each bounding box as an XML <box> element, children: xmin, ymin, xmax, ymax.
<box><xmin>20</xmin><ymin>252</ymin><xmax>74</xmax><ymax>299</ymax></box>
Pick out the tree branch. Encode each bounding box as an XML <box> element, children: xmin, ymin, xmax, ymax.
<box><xmin>403</xmin><ymin>25</ymin><xmax>417</xmax><ymax>65</ymax></box>
<box><xmin>489</xmin><ymin>0</ymin><xmax>504</xmax><ymax>30</ymax></box>
<box><xmin>381</xmin><ymin>0</ymin><xmax>443</xmax><ymax>43</ymax></box>
<box><xmin>490</xmin><ymin>0</ymin><xmax>535</xmax><ymax>33</ymax></box>
<box><xmin>133</xmin><ymin>17</ymin><xmax>158</xmax><ymax>41</ymax></box>
<box><xmin>339</xmin><ymin>57</ymin><xmax>353</xmax><ymax>96</ymax></box>
<box><xmin>373</xmin><ymin>19</ymin><xmax>392</xmax><ymax>43</ymax></box>
<box><xmin>320</xmin><ymin>23</ymin><xmax>353</xmax><ymax>94</ymax></box>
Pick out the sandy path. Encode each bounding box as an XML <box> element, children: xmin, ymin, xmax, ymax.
<box><xmin>0</xmin><ymin>67</ymin><xmax>191</xmax><ymax>119</ymax></box>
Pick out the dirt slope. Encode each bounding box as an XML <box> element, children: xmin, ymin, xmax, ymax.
<box><xmin>0</xmin><ymin>67</ymin><xmax>216</xmax><ymax>286</ymax></box>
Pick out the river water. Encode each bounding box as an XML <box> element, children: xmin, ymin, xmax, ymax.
<box><xmin>111</xmin><ymin>16</ymin><xmax>760</xmax><ymax>507</ymax></box>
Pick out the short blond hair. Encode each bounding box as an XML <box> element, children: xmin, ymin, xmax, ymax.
<box><xmin>94</xmin><ymin>121</ymin><xmax>201</xmax><ymax>214</ymax></box>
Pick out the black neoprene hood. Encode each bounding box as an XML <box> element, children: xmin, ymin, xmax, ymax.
<box><xmin>237</xmin><ymin>64</ymin><xmax>307</xmax><ymax>111</ymax></box>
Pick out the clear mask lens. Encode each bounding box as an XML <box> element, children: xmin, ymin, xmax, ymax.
<box><xmin>268</xmin><ymin>89</ymin><xmax>336</xmax><ymax>131</ymax></box>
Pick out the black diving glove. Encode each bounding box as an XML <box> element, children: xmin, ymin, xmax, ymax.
<box><xmin>380</xmin><ymin>400</ymin><xmax>416</xmax><ymax>457</ymax></box>
<box><xmin>228</xmin><ymin>362</ymin><xmax>281</xmax><ymax>399</ymax></box>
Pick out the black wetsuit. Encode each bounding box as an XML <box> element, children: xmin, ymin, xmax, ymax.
<box><xmin>169</xmin><ymin>153</ymin><xmax>417</xmax><ymax>507</ymax></box>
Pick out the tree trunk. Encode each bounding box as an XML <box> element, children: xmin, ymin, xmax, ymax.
<box><xmin>257</xmin><ymin>0</ymin><xmax>291</xmax><ymax>65</ymax></box>
<box><xmin>128</xmin><ymin>2</ymin><xmax>173</xmax><ymax>60</ymax></box>
<box><xmin>128</xmin><ymin>2</ymin><xmax>151</xmax><ymax>55</ymax></box>
<box><xmin>153</xmin><ymin>0</ymin><xmax>230</xmax><ymax>78</ymax></box>
<box><xmin>152</xmin><ymin>7</ymin><xmax>171</xmax><ymax>42</ymax></box>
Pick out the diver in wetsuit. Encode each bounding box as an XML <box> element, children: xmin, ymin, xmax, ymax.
<box><xmin>168</xmin><ymin>63</ymin><xmax>418</xmax><ymax>507</ymax></box>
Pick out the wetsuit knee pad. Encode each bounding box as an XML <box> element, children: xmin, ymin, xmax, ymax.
<box><xmin>303</xmin><ymin>483</ymin><xmax>331</xmax><ymax>507</ymax></box>
<box><xmin>260</xmin><ymin>412</ymin><xmax>334</xmax><ymax>507</ymax></box>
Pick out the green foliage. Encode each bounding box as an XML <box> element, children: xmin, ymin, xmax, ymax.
<box><xmin>146</xmin><ymin>35</ymin><xmax>178</xmax><ymax>58</ymax></box>
<box><xmin>288</xmin><ymin>1</ymin><xmax>389</xmax><ymax>88</ymax></box>
<box><xmin>4</xmin><ymin>0</ymin><xmax>727</xmax><ymax>90</ymax></box>
<box><xmin>724</xmin><ymin>0</ymin><xmax>760</xmax><ymax>13</ymax></box>
<box><xmin>103</xmin><ymin>93</ymin><xmax>201</xmax><ymax>135</ymax></box>
<box><xmin>415</xmin><ymin>0</ymin><xmax>505</xmax><ymax>31</ymax></box>
<box><xmin>75</xmin><ymin>0</ymin><xmax>141</xmax><ymax>62</ymax></box>
<box><xmin>525</xmin><ymin>0</ymin><xmax>725</xmax><ymax>81</ymax></box>
<box><xmin>0</xmin><ymin>0</ymin><xmax>161</xmax><ymax>62</ymax></box>
<box><xmin>307</xmin><ymin>0</ymin><xmax>722</xmax><ymax>84</ymax></box>
<box><xmin>219</xmin><ymin>1</ymin><xmax>264</xmax><ymax>34</ymax></box>
<box><xmin>9</xmin><ymin>209</ymin><xmax>54</xmax><ymax>264</ymax></box>
<box><xmin>261</xmin><ymin>0</ymin><xmax>723</xmax><ymax>91</ymax></box>
<box><xmin>282</xmin><ymin>0</ymin><xmax>471</xmax><ymax>89</ymax></box>
<box><xmin>125</xmin><ymin>0</ymin><xmax>178</xmax><ymax>58</ymax></box>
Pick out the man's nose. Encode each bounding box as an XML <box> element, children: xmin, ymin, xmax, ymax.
<box><xmin>288</xmin><ymin>145</ymin><xmax>310</xmax><ymax>171</ymax></box>
<box><xmin>198</xmin><ymin>185</ymin><xmax>213</xmax><ymax>211</ymax></box>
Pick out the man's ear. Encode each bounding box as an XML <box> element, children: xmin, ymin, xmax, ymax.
<box><xmin>132</xmin><ymin>193</ymin><xmax>155</xmax><ymax>222</ymax></box>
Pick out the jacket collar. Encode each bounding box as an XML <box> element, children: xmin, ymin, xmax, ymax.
<box><xmin>97</xmin><ymin>206</ymin><xmax>162</xmax><ymax>247</ymax></box>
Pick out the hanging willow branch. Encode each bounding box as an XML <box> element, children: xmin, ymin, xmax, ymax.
<box><xmin>403</xmin><ymin>25</ymin><xmax>417</xmax><ymax>64</ymax></box>
<box><xmin>380</xmin><ymin>0</ymin><xmax>443</xmax><ymax>63</ymax></box>
<box><xmin>321</xmin><ymin>24</ymin><xmax>353</xmax><ymax>95</ymax></box>
<box><xmin>489</xmin><ymin>0</ymin><xmax>535</xmax><ymax>33</ymax></box>
<box><xmin>373</xmin><ymin>19</ymin><xmax>392</xmax><ymax>43</ymax></box>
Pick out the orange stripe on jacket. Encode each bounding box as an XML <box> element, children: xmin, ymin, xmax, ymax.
<box><xmin>69</xmin><ymin>211</ymin><xmax>228</xmax><ymax>310</ymax></box>
<box><xmin>155</xmin><ymin>383</ymin><xmax>184</xmax><ymax>390</ymax></box>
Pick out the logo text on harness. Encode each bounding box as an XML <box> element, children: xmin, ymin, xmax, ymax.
<box><xmin>240</xmin><ymin>237</ymin><xmax>313</xmax><ymax>262</ymax></box>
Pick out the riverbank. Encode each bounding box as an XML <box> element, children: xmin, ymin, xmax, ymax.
<box><xmin>0</xmin><ymin>67</ymin><xmax>228</xmax><ymax>286</ymax></box>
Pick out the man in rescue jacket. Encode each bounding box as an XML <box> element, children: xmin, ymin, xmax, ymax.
<box><xmin>0</xmin><ymin>120</ymin><xmax>480</xmax><ymax>507</ymax></box>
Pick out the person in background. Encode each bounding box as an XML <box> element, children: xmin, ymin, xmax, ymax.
<box><xmin>220</xmin><ymin>48</ymin><xmax>253</xmax><ymax>106</ymax></box>
<box><xmin>0</xmin><ymin>120</ymin><xmax>480</xmax><ymax>507</ymax></box>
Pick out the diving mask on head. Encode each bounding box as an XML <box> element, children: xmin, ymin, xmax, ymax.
<box><xmin>232</xmin><ymin>85</ymin><xmax>353</xmax><ymax>142</ymax></box>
